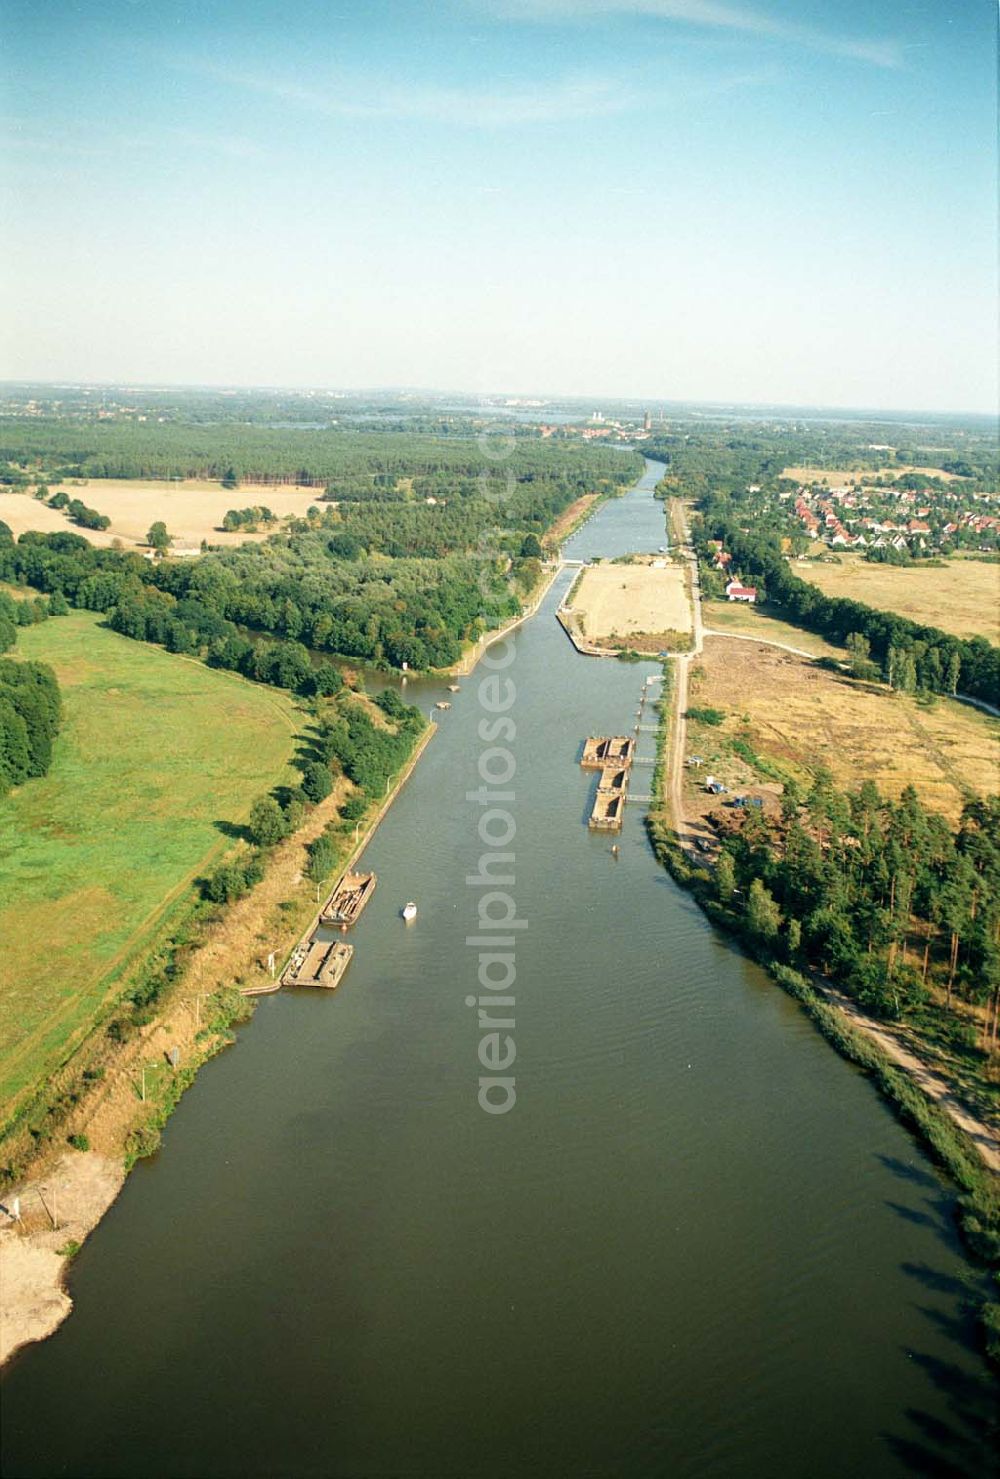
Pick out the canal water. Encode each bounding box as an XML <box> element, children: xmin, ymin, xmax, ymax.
<box><xmin>1</xmin><ymin>463</ymin><xmax>996</xmax><ymax>1477</ymax></box>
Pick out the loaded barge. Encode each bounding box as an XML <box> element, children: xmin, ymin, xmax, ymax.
<box><xmin>282</xmin><ymin>939</ymin><xmax>354</xmax><ymax>990</ymax></box>
<box><xmin>320</xmin><ymin>870</ymin><xmax>377</xmax><ymax>929</ymax></box>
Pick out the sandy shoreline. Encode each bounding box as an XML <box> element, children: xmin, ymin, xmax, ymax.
<box><xmin>1</xmin><ymin>1154</ymin><xmax>125</xmax><ymax>1366</ymax></box>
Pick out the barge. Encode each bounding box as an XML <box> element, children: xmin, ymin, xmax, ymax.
<box><xmin>282</xmin><ymin>939</ymin><xmax>354</xmax><ymax>990</ymax></box>
<box><xmin>320</xmin><ymin>871</ymin><xmax>377</xmax><ymax>928</ymax></box>
<box><xmin>589</xmin><ymin>789</ymin><xmax>625</xmax><ymax>831</ymax></box>
<box><xmin>581</xmin><ymin>735</ymin><xmax>635</xmax><ymax>769</ymax></box>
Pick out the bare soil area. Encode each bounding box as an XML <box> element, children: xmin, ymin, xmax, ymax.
<box><xmin>572</xmin><ymin>561</ymin><xmax>691</xmax><ymax>647</ymax></box>
<box><xmin>781</xmin><ymin>464</ymin><xmax>968</xmax><ymax>486</ymax></box>
<box><xmin>686</xmin><ymin>636</ymin><xmax>998</xmax><ymax>824</ymax></box>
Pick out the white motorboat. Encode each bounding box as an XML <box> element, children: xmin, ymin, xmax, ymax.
<box><xmin>402</xmin><ymin>901</ymin><xmax>417</xmax><ymax>922</ymax></box>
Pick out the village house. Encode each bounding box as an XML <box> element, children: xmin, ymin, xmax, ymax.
<box><xmin>725</xmin><ymin>579</ymin><xmax>757</xmax><ymax>604</ymax></box>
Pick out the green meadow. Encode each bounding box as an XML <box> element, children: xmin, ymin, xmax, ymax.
<box><xmin>0</xmin><ymin>611</ymin><xmax>299</xmax><ymax>1118</ymax></box>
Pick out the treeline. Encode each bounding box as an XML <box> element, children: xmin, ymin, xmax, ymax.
<box><xmin>46</xmin><ymin>491</ymin><xmax>111</xmax><ymax>531</ymax></box>
<box><xmin>700</xmin><ymin>517</ymin><xmax>999</xmax><ymax>704</ymax></box>
<box><xmin>304</xmin><ymin>692</ymin><xmax>425</xmax><ymax>883</ymax></box>
<box><xmin>0</xmin><ymin>419</ymin><xmax>637</xmax><ymax>490</ymax></box>
<box><xmin>0</xmin><ymin>592</ymin><xmax>63</xmax><ymax>796</ymax></box>
<box><xmin>714</xmin><ymin>777</ymin><xmax>999</xmax><ymax>1035</ymax></box>
<box><xmin>315</xmin><ymin>690</ymin><xmax>424</xmax><ymax>791</ymax></box>
<box><xmin>109</xmin><ymin>589</ymin><xmax>347</xmax><ymax>696</ymax></box>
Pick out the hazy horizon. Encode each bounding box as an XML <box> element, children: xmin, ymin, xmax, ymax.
<box><xmin>2</xmin><ymin>377</ymin><xmax>995</xmax><ymax>422</ymax></box>
<box><xmin>3</xmin><ymin>1</ymin><xmax>997</xmax><ymax>414</ymax></box>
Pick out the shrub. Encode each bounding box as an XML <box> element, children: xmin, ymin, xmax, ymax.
<box><xmin>201</xmin><ymin>851</ymin><xmax>264</xmax><ymax>904</ymax></box>
<box><xmin>306</xmin><ymin>832</ymin><xmax>339</xmax><ymax>883</ymax></box>
<box><xmin>247</xmin><ymin>796</ymin><xmax>288</xmax><ymax>848</ymax></box>
<box><xmin>300</xmin><ymin>760</ymin><xmax>333</xmax><ymax>804</ymax></box>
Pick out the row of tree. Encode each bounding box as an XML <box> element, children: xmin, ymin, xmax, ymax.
<box><xmin>0</xmin><ymin>592</ymin><xmax>63</xmax><ymax>796</ymax></box>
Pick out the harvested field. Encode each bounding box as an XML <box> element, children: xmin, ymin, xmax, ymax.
<box><xmin>684</xmin><ymin>637</ymin><xmax>999</xmax><ymax>826</ymax></box>
<box><xmin>781</xmin><ymin>464</ymin><xmax>968</xmax><ymax>486</ymax></box>
<box><xmin>571</xmin><ymin>560</ymin><xmax>691</xmax><ymax>649</ymax></box>
<box><xmin>797</xmin><ymin>554</ymin><xmax>1000</xmax><ymax>644</ymax></box>
<box><xmin>0</xmin><ymin>493</ymin><xmax>119</xmax><ymax>548</ymax></box>
<box><xmin>0</xmin><ymin>611</ymin><xmax>299</xmax><ymax>1117</ymax></box>
<box><xmin>1</xmin><ymin>478</ymin><xmax>321</xmax><ymax>551</ymax></box>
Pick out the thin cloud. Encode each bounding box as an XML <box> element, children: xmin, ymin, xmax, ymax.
<box><xmin>485</xmin><ymin>0</ymin><xmax>903</xmax><ymax>68</ymax></box>
<box><xmin>169</xmin><ymin>59</ymin><xmax>636</xmax><ymax>126</ymax></box>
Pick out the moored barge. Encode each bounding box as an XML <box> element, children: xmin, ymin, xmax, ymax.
<box><xmin>282</xmin><ymin>939</ymin><xmax>354</xmax><ymax>990</ymax></box>
<box><xmin>320</xmin><ymin>871</ymin><xmax>377</xmax><ymax>928</ymax></box>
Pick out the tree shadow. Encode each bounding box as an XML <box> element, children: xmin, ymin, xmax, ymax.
<box><xmin>214</xmin><ymin>818</ymin><xmax>250</xmax><ymax>842</ymax></box>
<box><xmin>885</xmin><ymin>1199</ymin><xmax>961</xmax><ymax>1254</ymax></box>
<box><xmin>900</xmin><ymin>1262</ymin><xmax>971</xmax><ymax>1299</ymax></box>
<box><xmin>294</xmin><ymin>726</ymin><xmax>326</xmax><ymax>767</ymax></box>
<box><xmin>882</xmin><ymin>1348</ymin><xmax>999</xmax><ymax>1476</ymax></box>
<box><xmin>876</xmin><ymin>1154</ymin><xmax>941</xmax><ymax>1191</ymax></box>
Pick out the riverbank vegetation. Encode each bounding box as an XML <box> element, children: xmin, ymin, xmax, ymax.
<box><xmin>647</xmin><ymin>751</ymin><xmax>1000</xmax><ymax>1362</ymax></box>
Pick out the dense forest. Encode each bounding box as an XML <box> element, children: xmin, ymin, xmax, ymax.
<box><xmin>0</xmin><ymin>419</ymin><xmax>637</xmax><ymax>491</ymax></box>
<box><xmin>714</xmin><ymin>777</ymin><xmax>999</xmax><ymax>1036</ymax></box>
<box><xmin>0</xmin><ymin>435</ymin><xmax>640</xmax><ymax>675</ymax></box>
<box><xmin>0</xmin><ymin>591</ymin><xmax>62</xmax><ymax>796</ymax></box>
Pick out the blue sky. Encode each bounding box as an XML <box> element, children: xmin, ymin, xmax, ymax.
<box><xmin>2</xmin><ymin>0</ymin><xmax>996</xmax><ymax>411</ymax></box>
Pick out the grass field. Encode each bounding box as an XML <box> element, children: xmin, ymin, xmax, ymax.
<box><xmin>1</xmin><ymin>478</ymin><xmax>320</xmax><ymax>551</ymax></box>
<box><xmin>686</xmin><ymin>636</ymin><xmax>999</xmax><ymax>824</ymax></box>
<box><xmin>0</xmin><ymin>612</ymin><xmax>299</xmax><ymax>1116</ymax></box>
<box><xmin>701</xmin><ymin>599</ymin><xmax>845</xmax><ymax>658</ymax></box>
<box><xmin>797</xmin><ymin>554</ymin><xmax>1000</xmax><ymax>643</ymax></box>
<box><xmin>573</xmin><ymin>560</ymin><xmax>690</xmax><ymax>646</ymax></box>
